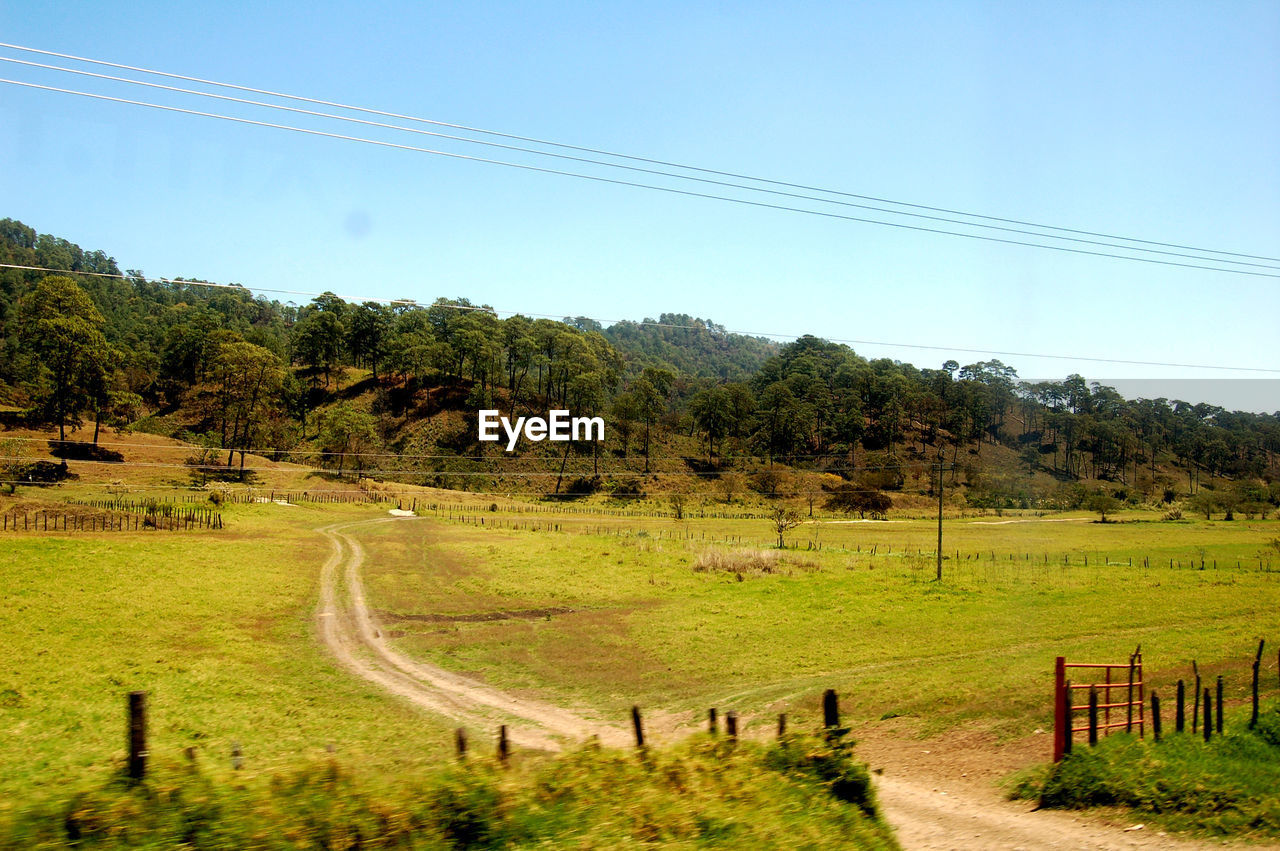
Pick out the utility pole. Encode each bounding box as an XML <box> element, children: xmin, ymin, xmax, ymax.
<box><xmin>935</xmin><ymin>446</ymin><xmax>945</xmax><ymax>581</ymax></box>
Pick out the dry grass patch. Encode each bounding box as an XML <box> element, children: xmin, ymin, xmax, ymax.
<box><xmin>693</xmin><ymin>546</ymin><xmax>819</xmax><ymax>578</ymax></box>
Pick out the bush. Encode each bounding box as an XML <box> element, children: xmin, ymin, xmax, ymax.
<box><xmin>1029</xmin><ymin>701</ymin><xmax>1280</xmax><ymax>837</ymax></box>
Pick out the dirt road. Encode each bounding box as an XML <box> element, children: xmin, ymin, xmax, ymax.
<box><xmin>315</xmin><ymin>518</ymin><xmax>627</xmax><ymax>750</ymax></box>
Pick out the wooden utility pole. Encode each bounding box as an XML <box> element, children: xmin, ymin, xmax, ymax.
<box><xmin>935</xmin><ymin>447</ymin><xmax>945</xmax><ymax>581</ymax></box>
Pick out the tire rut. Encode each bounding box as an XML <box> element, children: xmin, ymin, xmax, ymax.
<box><xmin>315</xmin><ymin>517</ymin><xmax>626</xmax><ymax>750</ymax></box>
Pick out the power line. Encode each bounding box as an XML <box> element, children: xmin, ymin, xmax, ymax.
<box><xmin>5</xmin><ymin>76</ymin><xmax>1280</xmax><ymax>284</ymax></box>
<box><xmin>5</xmin><ymin>55</ymin><xmax>1278</xmax><ymax>272</ymax></box>
<box><xmin>2</xmin><ymin>40</ymin><xmax>1276</xmax><ymax>265</ymax></box>
<box><xmin>4</xmin><ymin>261</ymin><xmax>1278</xmax><ymax>374</ymax></box>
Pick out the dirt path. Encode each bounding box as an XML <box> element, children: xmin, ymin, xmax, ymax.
<box><xmin>854</xmin><ymin>724</ymin><xmax>1261</xmax><ymax>850</ymax></box>
<box><xmin>314</xmin><ymin>516</ymin><xmax>1258</xmax><ymax>849</ymax></box>
<box><xmin>315</xmin><ymin>518</ymin><xmax>627</xmax><ymax>750</ymax></box>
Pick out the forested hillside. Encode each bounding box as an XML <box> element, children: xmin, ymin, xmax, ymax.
<box><xmin>2</xmin><ymin>217</ymin><xmax>1278</xmax><ymax>511</ymax></box>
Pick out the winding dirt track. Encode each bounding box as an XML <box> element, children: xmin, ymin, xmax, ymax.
<box><xmin>314</xmin><ymin>516</ymin><xmax>1239</xmax><ymax>850</ymax></box>
<box><xmin>315</xmin><ymin>517</ymin><xmax>627</xmax><ymax>750</ymax></box>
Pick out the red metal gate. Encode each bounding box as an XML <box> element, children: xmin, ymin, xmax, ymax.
<box><xmin>1053</xmin><ymin>646</ymin><xmax>1144</xmax><ymax>761</ymax></box>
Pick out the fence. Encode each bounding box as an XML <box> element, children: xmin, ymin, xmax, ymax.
<box><xmin>1054</xmin><ymin>647</ymin><xmax>1144</xmax><ymax>761</ymax></box>
<box><xmin>116</xmin><ymin>687</ymin><xmax>852</xmax><ymax>781</ymax></box>
<box><xmin>3</xmin><ymin>505</ymin><xmax>222</xmax><ymax>532</ymax></box>
<box><xmin>1054</xmin><ymin>640</ymin><xmax>1275</xmax><ymax>761</ymax></box>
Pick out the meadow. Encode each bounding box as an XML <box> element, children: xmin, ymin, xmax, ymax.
<box><xmin>0</xmin><ymin>498</ymin><xmax>456</xmax><ymax>814</ymax></box>
<box><xmin>4</xmin><ymin>480</ymin><xmax>1279</xmax><ymax>844</ymax></box>
<box><xmin>355</xmin><ymin>506</ymin><xmax>1280</xmax><ymax>740</ymax></box>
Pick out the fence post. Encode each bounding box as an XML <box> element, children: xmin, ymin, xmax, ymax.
<box><xmin>708</xmin><ymin>708</ymin><xmax>718</xmax><ymax>735</ymax></box>
<box><xmin>455</xmin><ymin>728</ymin><xmax>467</xmax><ymax>759</ymax></box>
<box><xmin>726</xmin><ymin>711</ymin><xmax>738</xmax><ymax>741</ymax></box>
<box><xmin>1176</xmin><ymin>680</ymin><xmax>1185</xmax><ymax>733</ymax></box>
<box><xmin>1192</xmin><ymin>662</ymin><xmax>1201</xmax><ymax>733</ymax></box>
<box><xmin>1126</xmin><ymin>657</ymin><xmax>1135</xmax><ymax>733</ymax></box>
<box><xmin>127</xmin><ymin>691</ymin><xmax>147</xmax><ymax>782</ymax></box>
<box><xmin>1063</xmin><ymin>679</ymin><xmax>1073</xmax><ymax>756</ymax></box>
<box><xmin>498</xmin><ymin>725</ymin><xmax>509</xmax><ymax>764</ymax></box>
<box><xmin>1054</xmin><ymin>657</ymin><xmax>1067</xmax><ymax>762</ymax></box>
<box><xmin>1216</xmin><ymin>676</ymin><xmax>1223</xmax><ymax>735</ymax></box>
<box><xmin>1252</xmin><ymin>640</ymin><xmax>1265</xmax><ymax>729</ymax></box>
<box><xmin>1203</xmin><ymin>690</ymin><xmax>1212</xmax><ymax>742</ymax></box>
<box><xmin>1151</xmin><ymin>693</ymin><xmax>1162</xmax><ymax>742</ymax></box>
<box><xmin>1088</xmin><ymin>688</ymin><xmax>1099</xmax><ymax>746</ymax></box>
<box><xmin>632</xmin><ymin>705</ymin><xmax>645</xmax><ymax>749</ymax></box>
<box><xmin>822</xmin><ymin>689</ymin><xmax>840</xmax><ymax>731</ymax></box>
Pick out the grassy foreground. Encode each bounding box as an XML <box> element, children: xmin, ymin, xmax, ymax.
<box><xmin>2</xmin><ymin>734</ymin><xmax>897</xmax><ymax>849</ymax></box>
<box><xmin>0</xmin><ymin>501</ymin><xmax>454</xmax><ymax>810</ymax></box>
<box><xmin>1015</xmin><ymin>701</ymin><xmax>1280</xmax><ymax>839</ymax></box>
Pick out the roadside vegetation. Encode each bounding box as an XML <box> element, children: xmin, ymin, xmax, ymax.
<box><xmin>2</xmin><ymin>734</ymin><xmax>896</xmax><ymax>849</ymax></box>
<box><xmin>1015</xmin><ymin>701</ymin><xmax>1280</xmax><ymax>839</ymax></box>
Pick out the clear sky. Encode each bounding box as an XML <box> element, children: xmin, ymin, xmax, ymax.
<box><xmin>2</xmin><ymin>2</ymin><xmax>1277</xmax><ymax>404</ymax></box>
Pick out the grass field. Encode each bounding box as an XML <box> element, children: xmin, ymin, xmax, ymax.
<box><xmin>0</xmin><ymin>499</ymin><xmax>457</xmax><ymax>816</ymax></box>
<box><xmin>4</xmin><ymin>473</ymin><xmax>1280</xmax><ymax>842</ymax></box>
<box><xmin>356</xmin><ymin>508</ymin><xmax>1280</xmax><ymax>738</ymax></box>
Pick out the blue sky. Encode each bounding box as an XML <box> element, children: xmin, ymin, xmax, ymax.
<box><xmin>1</xmin><ymin>1</ymin><xmax>1277</xmax><ymax>402</ymax></box>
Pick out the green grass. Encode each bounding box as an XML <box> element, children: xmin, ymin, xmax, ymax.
<box><xmin>2</xmin><ymin>735</ymin><xmax>897</xmax><ymax>849</ymax></box>
<box><xmin>4</xmin><ymin>488</ymin><xmax>1279</xmax><ymax>843</ymax></box>
<box><xmin>1015</xmin><ymin>701</ymin><xmax>1280</xmax><ymax>839</ymax></box>
<box><xmin>0</xmin><ymin>502</ymin><xmax>454</xmax><ymax>812</ymax></box>
<box><xmin>357</xmin><ymin>512</ymin><xmax>1280</xmax><ymax>736</ymax></box>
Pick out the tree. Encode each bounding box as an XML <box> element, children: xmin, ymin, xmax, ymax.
<box><xmin>770</xmin><ymin>505</ymin><xmax>804</xmax><ymax>548</ymax></box>
<box><xmin>317</xmin><ymin>402</ymin><xmax>378</xmax><ymax>476</ymax></box>
<box><xmin>690</xmin><ymin>385</ymin><xmax>733</xmax><ymax>462</ymax></box>
<box><xmin>346</xmin><ymin>302</ymin><xmax>392</xmax><ymax>379</ymax></box>
<box><xmin>208</xmin><ymin>341</ymin><xmax>285</xmax><ymax>475</ymax></box>
<box><xmin>824</xmin><ymin>483</ymin><xmax>892</xmax><ymax>519</ymax></box>
<box><xmin>1187</xmin><ymin>491</ymin><xmax>1218</xmax><ymax>520</ymax></box>
<box><xmin>1085</xmin><ymin>490</ymin><xmax>1120</xmax><ymax>523</ymax></box>
<box><xmin>294</xmin><ymin>307</ymin><xmax>345</xmax><ymax>387</ymax></box>
<box><xmin>17</xmin><ymin>276</ymin><xmax>111</xmax><ymax>440</ymax></box>
<box><xmin>610</xmin><ymin>391</ymin><xmax>640</xmax><ymax>458</ymax></box>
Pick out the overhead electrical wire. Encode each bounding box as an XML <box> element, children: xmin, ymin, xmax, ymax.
<box><xmin>3</xmin><ymin>261</ymin><xmax>1279</xmax><ymax>374</ymax></box>
<box><xmin>3</xmin><ymin>55</ymin><xmax>1278</xmax><ymax>273</ymax></box>
<box><xmin>4</xmin><ymin>76</ymin><xmax>1280</xmax><ymax>283</ymax></box>
<box><xmin>2</xmin><ymin>40</ymin><xmax>1276</xmax><ymax>265</ymax></box>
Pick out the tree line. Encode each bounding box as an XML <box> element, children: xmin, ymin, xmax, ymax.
<box><xmin>1</xmin><ymin>217</ymin><xmax>1277</xmax><ymax>505</ymax></box>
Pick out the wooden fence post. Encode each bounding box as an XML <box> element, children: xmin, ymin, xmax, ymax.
<box><xmin>1088</xmin><ymin>687</ymin><xmax>1098</xmax><ymax>746</ymax></box>
<box><xmin>1252</xmin><ymin>640</ymin><xmax>1265</xmax><ymax>729</ymax></box>
<box><xmin>498</xmin><ymin>725</ymin><xmax>509</xmax><ymax>764</ymax></box>
<box><xmin>1203</xmin><ymin>690</ymin><xmax>1212</xmax><ymax>742</ymax></box>
<box><xmin>708</xmin><ymin>708</ymin><xmax>717</xmax><ymax>735</ymax></box>
<box><xmin>1126</xmin><ymin>656</ymin><xmax>1136</xmax><ymax>733</ymax></box>
<box><xmin>777</xmin><ymin>713</ymin><xmax>787</xmax><ymax>739</ymax></box>
<box><xmin>455</xmin><ymin>728</ymin><xmax>467</xmax><ymax>759</ymax></box>
<box><xmin>1054</xmin><ymin>657</ymin><xmax>1067</xmax><ymax>762</ymax></box>
<box><xmin>632</xmin><ymin>705</ymin><xmax>645</xmax><ymax>749</ymax></box>
<box><xmin>1216</xmin><ymin>676</ymin><xmax>1223</xmax><ymax>735</ymax></box>
<box><xmin>1151</xmin><ymin>693</ymin><xmax>1162</xmax><ymax>742</ymax></box>
<box><xmin>127</xmin><ymin>691</ymin><xmax>147</xmax><ymax>782</ymax></box>
<box><xmin>726</xmin><ymin>711</ymin><xmax>738</xmax><ymax>741</ymax></box>
<box><xmin>1192</xmin><ymin>662</ymin><xmax>1200</xmax><ymax>733</ymax></box>
<box><xmin>822</xmin><ymin>689</ymin><xmax>840</xmax><ymax>730</ymax></box>
<box><xmin>1063</xmin><ymin>679</ymin><xmax>1073</xmax><ymax>756</ymax></box>
<box><xmin>1176</xmin><ymin>680</ymin><xmax>1185</xmax><ymax>733</ymax></box>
